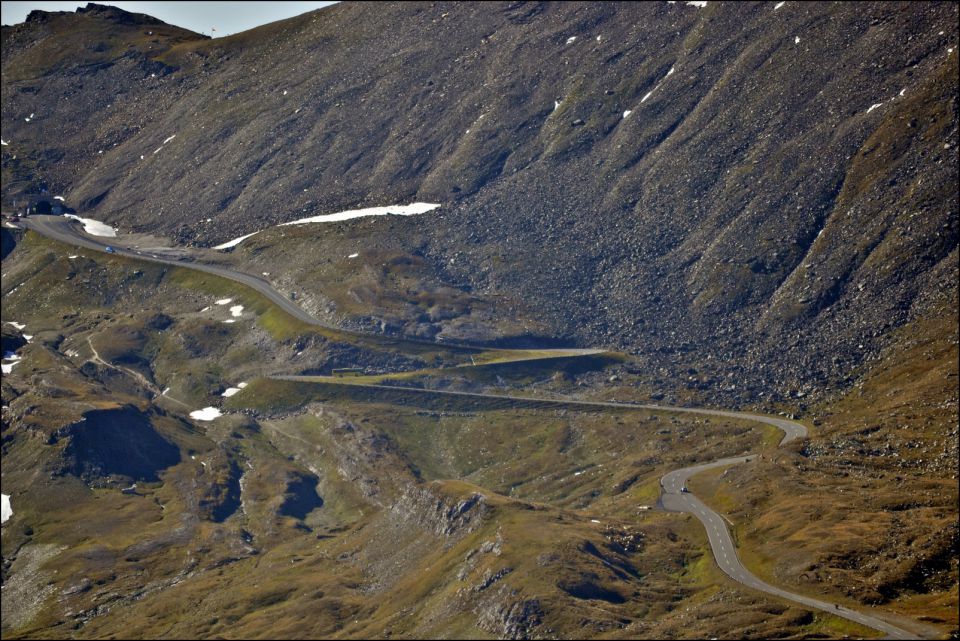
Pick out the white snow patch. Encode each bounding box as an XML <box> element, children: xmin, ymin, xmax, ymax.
<box><xmin>229</xmin><ymin>305</ymin><xmax>244</xmax><ymax>317</ymax></box>
<box><xmin>215</xmin><ymin>298</ymin><xmax>233</xmax><ymax>305</ymax></box>
<box><xmin>200</xmin><ymin>306</ymin><xmax>210</xmax><ymax>312</ymax></box>
<box><xmin>1</xmin><ymin>494</ymin><xmax>11</xmax><ymax>524</ymax></box>
<box><xmin>590</xmin><ymin>519</ymin><xmax>601</xmax><ymax>523</ymax></box>
<box><xmin>222</xmin><ymin>387</ymin><xmax>242</xmax><ymax>397</ymax></box>
<box><xmin>189</xmin><ymin>407</ymin><xmax>222</xmax><ymax>421</ymax></box>
<box><xmin>774</xmin><ymin>1</ymin><xmax>785</xmax><ymax>9</ymax></box>
<box><xmin>214</xmin><ymin>231</ymin><xmax>260</xmax><ymax>250</ymax></box>
<box><xmin>899</xmin><ymin>88</ymin><xmax>906</xmax><ymax>97</ymax></box>
<box><xmin>554</xmin><ymin>100</ymin><xmax>561</xmax><ymax>111</ymax></box>
<box><xmin>566</xmin><ymin>36</ymin><xmax>577</xmax><ymax>45</ymax></box>
<box><xmin>64</xmin><ymin>214</ymin><xmax>117</xmax><ymax>237</ymax></box>
<box><xmin>0</xmin><ymin>139</ymin><xmax>8</xmax><ymax>146</ymax></box>
<box><xmin>237</xmin><ymin>382</ymin><xmax>248</xmax><ymax>388</ymax></box>
<box><xmin>163</xmin><ymin>134</ymin><xmax>176</xmax><ymax>144</ymax></box>
<box><xmin>23</xmin><ymin>335</ymin><xmax>33</xmax><ymax>342</ymax></box>
<box><xmin>280</xmin><ymin>202</ymin><xmax>441</xmax><ymax>226</ymax></box>
<box><xmin>348</xmin><ymin>252</ymin><xmax>359</xmax><ymax>258</ymax></box>
<box><xmin>640</xmin><ymin>91</ymin><xmax>653</xmax><ymax>103</ymax></box>
<box><xmin>283</xmin><ymin>90</ymin><xmax>288</xmax><ymax>95</ymax></box>
<box><xmin>623</xmin><ymin>110</ymin><xmax>633</xmax><ymax>118</ymax></box>
<box><xmin>54</xmin><ymin>196</ymin><xmax>65</xmax><ymax>201</ymax></box>
<box><xmin>6</xmin><ymin>322</ymin><xmax>26</xmax><ymax>330</ymax></box>
<box><xmin>223</xmin><ymin>319</ymin><xmax>236</xmax><ymax>324</ymax></box>
<box><xmin>2</xmin><ymin>353</ymin><xmax>22</xmax><ymax>374</ymax></box>
<box><xmin>162</xmin><ymin>387</ymin><xmax>170</xmax><ymax>395</ymax></box>
<box><xmin>794</xmin><ymin>35</ymin><xmax>800</xmax><ymax>44</ymax></box>
<box><xmin>866</xmin><ymin>103</ymin><xmax>883</xmax><ymax>113</ymax></box>
<box><xmin>69</xmin><ymin>255</ymin><xmax>78</xmax><ymax>259</ymax></box>
<box><xmin>666</xmin><ymin>66</ymin><xmax>675</xmax><ymax>77</ymax></box>
<box><xmin>596</xmin><ymin>35</ymin><xmax>602</xmax><ymax>42</ymax></box>
<box><xmin>687</xmin><ymin>1</ymin><xmax>707</xmax><ymax>6</ymax></box>
<box><xmin>216</xmin><ymin>204</ymin><xmax>442</xmax><ymax>249</ymax></box>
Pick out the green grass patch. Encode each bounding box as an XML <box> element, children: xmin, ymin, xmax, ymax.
<box><xmin>167</xmin><ymin>268</ymin><xmax>314</xmax><ymax>341</ymax></box>
<box><xmin>800</xmin><ymin>612</ymin><xmax>883</xmax><ymax>639</ymax></box>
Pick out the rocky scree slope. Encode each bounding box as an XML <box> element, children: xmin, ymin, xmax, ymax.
<box><xmin>1</xmin><ymin>1</ymin><xmax>958</xmax><ymax>406</ymax></box>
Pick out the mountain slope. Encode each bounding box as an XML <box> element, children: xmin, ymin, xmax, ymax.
<box><xmin>2</xmin><ymin>2</ymin><xmax>956</xmax><ymax>408</ymax></box>
<box><xmin>1</xmin><ymin>5</ymin><xmax>957</xmax><ymax>637</ymax></box>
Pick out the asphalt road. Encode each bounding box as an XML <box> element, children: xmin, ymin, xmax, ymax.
<box><xmin>661</xmin><ymin>453</ymin><xmax>919</xmax><ymax>639</ymax></box>
<box><xmin>22</xmin><ymin>215</ymin><xmax>324</xmax><ymax>326</ymax></box>
<box><xmin>18</xmin><ymin>215</ymin><xmax>921</xmax><ymax>639</ymax></box>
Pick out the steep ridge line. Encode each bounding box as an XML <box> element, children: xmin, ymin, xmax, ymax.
<box><xmin>18</xmin><ymin>216</ymin><xmax>922</xmax><ymax>639</ymax></box>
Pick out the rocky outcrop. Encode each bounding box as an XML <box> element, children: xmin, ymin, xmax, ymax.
<box><xmin>197</xmin><ymin>450</ymin><xmax>242</xmax><ymax>522</ymax></box>
<box><xmin>475</xmin><ymin>585</ymin><xmax>544</xmax><ymax>640</ymax></box>
<box><xmin>319</xmin><ymin>407</ymin><xmax>416</xmax><ymax>503</ymax></box>
<box><xmin>390</xmin><ymin>485</ymin><xmax>489</xmax><ymax>537</ymax></box>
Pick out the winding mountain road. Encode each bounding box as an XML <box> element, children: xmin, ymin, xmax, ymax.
<box><xmin>659</xmin><ymin>423</ymin><xmax>920</xmax><ymax>640</ymax></box>
<box><xmin>22</xmin><ymin>215</ymin><xmax>327</xmax><ymax>327</ymax></box>
<box><xmin>16</xmin><ymin>215</ymin><xmax>923</xmax><ymax>640</ymax></box>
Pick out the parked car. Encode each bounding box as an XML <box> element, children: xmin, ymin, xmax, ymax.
<box><xmin>104</xmin><ymin>246</ymin><xmax>115</xmax><ymax>253</ymax></box>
